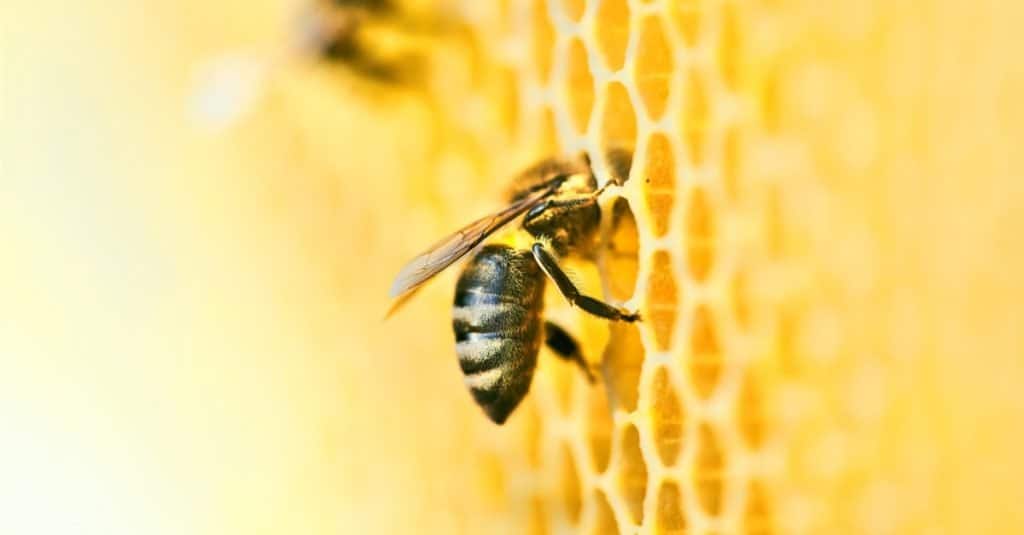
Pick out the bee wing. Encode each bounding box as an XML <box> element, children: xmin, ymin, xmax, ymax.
<box><xmin>387</xmin><ymin>179</ymin><xmax>563</xmax><ymax>313</ymax></box>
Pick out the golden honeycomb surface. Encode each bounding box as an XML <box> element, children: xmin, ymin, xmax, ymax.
<box><xmin>4</xmin><ymin>0</ymin><xmax>1024</xmax><ymax>534</ymax></box>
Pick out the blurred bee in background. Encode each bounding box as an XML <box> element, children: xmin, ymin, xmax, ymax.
<box><xmin>294</xmin><ymin>0</ymin><xmax>459</xmax><ymax>84</ymax></box>
<box><xmin>388</xmin><ymin>151</ymin><xmax>639</xmax><ymax>424</ymax></box>
<box><xmin>191</xmin><ymin>0</ymin><xmax>465</xmax><ymax>128</ymax></box>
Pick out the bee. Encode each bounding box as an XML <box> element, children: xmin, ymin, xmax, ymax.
<box><xmin>296</xmin><ymin>0</ymin><xmax>469</xmax><ymax>84</ymax></box>
<box><xmin>190</xmin><ymin>0</ymin><xmax>460</xmax><ymax>129</ymax></box>
<box><xmin>388</xmin><ymin>152</ymin><xmax>640</xmax><ymax>424</ymax></box>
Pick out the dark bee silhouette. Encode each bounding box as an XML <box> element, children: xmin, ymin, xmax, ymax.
<box><xmin>194</xmin><ymin>0</ymin><xmax>475</xmax><ymax>129</ymax></box>
<box><xmin>296</xmin><ymin>0</ymin><xmax>461</xmax><ymax>84</ymax></box>
<box><xmin>388</xmin><ymin>152</ymin><xmax>640</xmax><ymax>424</ymax></box>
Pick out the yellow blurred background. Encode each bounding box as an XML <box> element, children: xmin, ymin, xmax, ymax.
<box><xmin>3</xmin><ymin>1</ymin><xmax>1023</xmax><ymax>534</ymax></box>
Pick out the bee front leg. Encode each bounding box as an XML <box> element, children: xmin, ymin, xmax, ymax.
<box><xmin>544</xmin><ymin>321</ymin><xmax>595</xmax><ymax>383</ymax></box>
<box><xmin>531</xmin><ymin>243</ymin><xmax>641</xmax><ymax>323</ymax></box>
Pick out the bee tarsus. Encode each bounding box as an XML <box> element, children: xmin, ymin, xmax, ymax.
<box><xmin>531</xmin><ymin>242</ymin><xmax>641</xmax><ymax>323</ymax></box>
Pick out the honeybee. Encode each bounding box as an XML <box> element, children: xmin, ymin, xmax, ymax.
<box><xmin>295</xmin><ymin>0</ymin><xmax>438</xmax><ymax>84</ymax></box>
<box><xmin>388</xmin><ymin>152</ymin><xmax>640</xmax><ymax>424</ymax></box>
<box><xmin>190</xmin><ymin>0</ymin><xmax>460</xmax><ymax>128</ymax></box>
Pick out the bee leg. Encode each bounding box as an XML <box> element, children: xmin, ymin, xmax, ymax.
<box><xmin>544</xmin><ymin>321</ymin><xmax>595</xmax><ymax>383</ymax></box>
<box><xmin>531</xmin><ymin>243</ymin><xmax>641</xmax><ymax>322</ymax></box>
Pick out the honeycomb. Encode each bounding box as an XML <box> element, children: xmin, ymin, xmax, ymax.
<box><xmin>11</xmin><ymin>0</ymin><xmax>1021</xmax><ymax>534</ymax></box>
<box><xmin>382</xmin><ymin>1</ymin><xmax>1023</xmax><ymax>533</ymax></box>
<box><xmin>415</xmin><ymin>0</ymin><xmax>782</xmax><ymax>532</ymax></box>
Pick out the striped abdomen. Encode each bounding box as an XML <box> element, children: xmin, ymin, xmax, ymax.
<box><xmin>452</xmin><ymin>244</ymin><xmax>545</xmax><ymax>424</ymax></box>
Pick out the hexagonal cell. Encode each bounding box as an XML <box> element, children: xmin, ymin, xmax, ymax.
<box><xmin>643</xmin><ymin>133</ymin><xmax>675</xmax><ymax>237</ymax></box>
<box><xmin>718</xmin><ymin>2</ymin><xmax>742</xmax><ymax>91</ymax></box>
<box><xmin>617</xmin><ymin>424</ymin><xmax>648</xmax><ymax>524</ymax></box>
<box><xmin>548</xmin><ymin>349</ymin><xmax>577</xmax><ymax>415</ymax></box>
<box><xmin>647</xmin><ymin>251</ymin><xmax>679</xmax><ymax>351</ymax></box>
<box><xmin>762</xmin><ymin>185</ymin><xmax>784</xmax><ymax>257</ymax></box>
<box><xmin>595</xmin><ymin>0</ymin><xmax>630</xmax><ymax>71</ymax></box>
<box><xmin>685</xmin><ymin>188</ymin><xmax>715</xmax><ymax>281</ymax></box>
<box><xmin>651</xmin><ymin>366</ymin><xmax>684</xmax><ymax>466</ymax></box>
<box><xmin>561</xmin><ymin>443</ymin><xmax>582</xmax><ymax>524</ymax></box>
<box><xmin>759</xmin><ymin>66</ymin><xmax>782</xmax><ymax>132</ymax></box>
<box><xmin>688</xmin><ymin>304</ymin><xmax>722</xmax><ymax>398</ymax></box>
<box><xmin>531</xmin><ymin>0</ymin><xmax>556</xmax><ymax>83</ymax></box>
<box><xmin>730</xmin><ymin>269</ymin><xmax>751</xmax><ymax>331</ymax></box>
<box><xmin>592</xmin><ymin>490</ymin><xmax>620</xmax><ymax>535</ymax></box>
<box><xmin>586</xmin><ymin>378</ymin><xmax>614</xmax><ymax>473</ymax></box>
<box><xmin>477</xmin><ymin>452</ymin><xmax>506</xmax><ymax>509</ymax></box>
<box><xmin>736</xmin><ymin>372</ymin><xmax>765</xmax><ymax>449</ymax></box>
<box><xmin>693</xmin><ymin>423</ymin><xmax>725</xmax><ymax>516</ymax></box>
<box><xmin>743</xmin><ymin>480</ymin><xmax>773</xmax><ymax>535</ymax></box>
<box><xmin>560</xmin><ymin>0</ymin><xmax>586</xmax><ymax>22</ymax></box>
<box><xmin>604</xmin><ymin>197</ymin><xmax>639</xmax><ymax>301</ymax></box>
<box><xmin>522</xmin><ymin>400</ymin><xmax>544</xmax><ymax>467</ymax></box>
<box><xmin>635</xmin><ymin>16</ymin><xmax>674</xmax><ymax>120</ymax></box>
<box><xmin>529</xmin><ymin>495</ymin><xmax>550</xmax><ymax>535</ymax></box>
<box><xmin>670</xmin><ymin>0</ymin><xmax>703</xmax><ymax>47</ymax></box>
<box><xmin>680</xmin><ymin>67</ymin><xmax>711</xmax><ymax>165</ymax></box>
<box><xmin>603</xmin><ymin>321</ymin><xmax>644</xmax><ymax>412</ymax></box>
<box><xmin>600</xmin><ymin>82</ymin><xmax>637</xmax><ymax>152</ymax></box>
<box><xmin>776</xmin><ymin>310</ymin><xmax>798</xmax><ymax>373</ymax></box>
<box><xmin>722</xmin><ymin>125</ymin><xmax>742</xmax><ymax>201</ymax></box>
<box><xmin>565</xmin><ymin>38</ymin><xmax>596</xmax><ymax>134</ymax></box>
<box><xmin>494</xmin><ymin>66</ymin><xmax>520</xmax><ymax>138</ymax></box>
<box><xmin>656</xmin><ymin>480</ymin><xmax>687</xmax><ymax>534</ymax></box>
<box><xmin>538</xmin><ymin>106</ymin><xmax>561</xmax><ymax>156</ymax></box>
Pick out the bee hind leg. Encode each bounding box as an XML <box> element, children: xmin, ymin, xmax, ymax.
<box><xmin>544</xmin><ymin>321</ymin><xmax>595</xmax><ymax>383</ymax></box>
<box><xmin>531</xmin><ymin>243</ymin><xmax>641</xmax><ymax>323</ymax></box>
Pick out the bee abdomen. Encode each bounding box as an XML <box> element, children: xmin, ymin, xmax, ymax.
<box><xmin>454</xmin><ymin>328</ymin><xmax>532</xmax><ymax>374</ymax></box>
<box><xmin>457</xmin><ymin>337</ymin><xmax>538</xmax><ymax>423</ymax></box>
<box><xmin>452</xmin><ymin>245</ymin><xmax>546</xmax><ymax>424</ymax></box>
<box><xmin>453</xmin><ymin>305</ymin><xmax>541</xmax><ymax>423</ymax></box>
<box><xmin>452</xmin><ymin>303</ymin><xmax>530</xmax><ymax>341</ymax></box>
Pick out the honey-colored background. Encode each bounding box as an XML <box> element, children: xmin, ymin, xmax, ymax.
<box><xmin>3</xmin><ymin>1</ymin><xmax>1023</xmax><ymax>534</ymax></box>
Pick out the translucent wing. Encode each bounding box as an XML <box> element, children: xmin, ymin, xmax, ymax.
<box><xmin>387</xmin><ymin>179</ymin><xmax>564</xmax><ymax>314</ymax></box>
